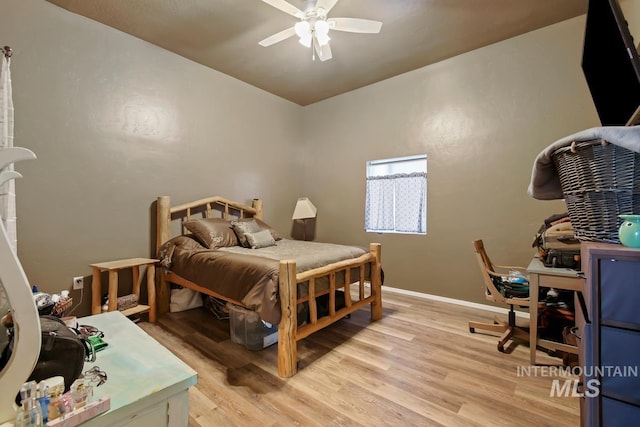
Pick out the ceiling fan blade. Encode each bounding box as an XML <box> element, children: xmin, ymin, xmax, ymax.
<box><xmin>320</xmin><ymin>43</ymin><xmax>332</xmax><ymax>61</ymax></box>
<box><xmin>313</xmin><ymin>37</ymin><xmax>333</xmax><ymax>61</ymax></box>
<box><xmin>316</xmin><ymin>0</ymin><xmax>339</xmax><ymax>15</ymax></box>
<box><xmin>261</xmin><ymin>0</ymin><xmax>305</xmax><ymax>18</ymax></box>
<box><xmin>259</xmin><ymin>26</ymin><xmax>296</xmax><ymax>47</ymax></box>
<box><xmin>329</xmin><ymin>18</ymin><xmax>383</xmax><ymax>33</ymax></box>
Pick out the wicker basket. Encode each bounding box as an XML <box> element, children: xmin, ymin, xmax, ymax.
<box><xmin>552</xmin><ymin>139</ymin><xmax>640</xmax><ymax>243</ymax></box>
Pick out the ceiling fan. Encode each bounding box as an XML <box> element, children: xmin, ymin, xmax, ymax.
<box><xmin>259</xmin><ymin>0</ymin><xmax>383</xmax><ymax>61</ymax></box>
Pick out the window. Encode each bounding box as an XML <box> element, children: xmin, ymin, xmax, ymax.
<box><xmin>365</xmin><ymin>154</ymin><xmax>427</xmax><ymax>234</ymax></box>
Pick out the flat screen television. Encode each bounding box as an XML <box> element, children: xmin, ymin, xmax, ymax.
<box><xmin>582</xmin><ymin>0</ymin><xmax>640</xmax><ymax>125</ymax></box>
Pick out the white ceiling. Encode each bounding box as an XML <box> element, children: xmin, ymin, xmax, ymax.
<box><xmin>46</xmin><ymin>0</ymin><xmax>587</xmax><ymax>106</ymax></box>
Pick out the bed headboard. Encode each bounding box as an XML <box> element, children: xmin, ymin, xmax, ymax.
<box><xmin>156</xmin><ymin>195</ymin><xmax>263</xmax><ymax>254</ymax></box>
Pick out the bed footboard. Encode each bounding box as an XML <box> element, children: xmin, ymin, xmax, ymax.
<box><xmin>277</xmin><ymin>243</ymin><xmax>382</xmax><ymax>377</ymax></box>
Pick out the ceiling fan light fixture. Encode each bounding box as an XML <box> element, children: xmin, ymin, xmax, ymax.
<box><xmin>316</xmin><ymin>33</ymin><xmax>330</xmax><ymax>46</ymax></box>
<box><xmin>314</xmin><ymin>20</ymin><xmax>331</xmax><ymax>46</ymax></box>
<box><xmin>294</xmin><ymin>21</ymin><xmax>310</xmax><ymax>38</ymax></box>
<box><xmin>315</xmin><ymin>19</ymin><xmax>329</xmax><ymax>36</ymax></box>
<box><xmin>295</xmin><ymin>21</ymin><xmax>312</xmax><ymax>47</ymax></box>
<box><xmin>299</xmin><ymin>34</ymin><xmax>312</xmax><ymax>48</ymax></box>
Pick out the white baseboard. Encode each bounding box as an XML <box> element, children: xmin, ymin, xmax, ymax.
<box><xmin>381</xmin><ymin>285</ymin><xmax>531</xmax><ymax>319</ymax></box>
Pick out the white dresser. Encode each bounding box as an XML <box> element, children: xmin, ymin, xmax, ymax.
<box><xmin>78</xmin><ymin>311</ymin><xmax>197</xmax><ymax>426</ymax></box>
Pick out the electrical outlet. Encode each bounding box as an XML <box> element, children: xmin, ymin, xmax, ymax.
<box><xmin>73</xmin><ymin>276</ymin><xmax>84</xmax><ymax>290</ymax></box>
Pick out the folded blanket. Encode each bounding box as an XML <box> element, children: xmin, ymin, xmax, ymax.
<box><xmin>528</xmin><ymin>126</ymin><xmax>640</xmax><ymax>200</ymax></box>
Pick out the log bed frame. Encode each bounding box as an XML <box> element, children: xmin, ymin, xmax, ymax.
<box><xmin>156</xmin><ymin>195</ymin><xmax>383</xmax><ymax>377</ymax></box>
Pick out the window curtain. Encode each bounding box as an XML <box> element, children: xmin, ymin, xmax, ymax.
<box><xmin>0</xmin><ymin>54</ymin><xmax>16</xmax><ymax>252</ymax></box>
<box><xmin>365</xmin><ymin>175</ymin><xmax>395</xmax><ymax>231</ymax></box>
<box><xmin>365</xmin><ymin>172</ymin><xmax>426</xmax><ymax>233</ymax></box>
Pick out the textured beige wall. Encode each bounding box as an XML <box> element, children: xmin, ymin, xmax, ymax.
<box><xmin>2</xmin><ymin>1</ymin><xmax>638</xmax><ymax>315</ymax></box>
<box><xmin>299</xmin><ymin>15</ymin><xmax>599</xmax><ymax>303</ymax></box>
<box><xmin>625</xmin><ymin>0</ymin><xmax>640</xmax><ymax>35</ymax></box>
<box><xmin>2</xmin><ymin>0</ymin><xmax>303</xmax><ymax>315</ymax></box>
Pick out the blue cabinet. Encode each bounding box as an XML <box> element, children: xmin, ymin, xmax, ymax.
<box><xmin>582</xmin><ymin>243</ymin><xmax>640</xmax><ymax>426</ymax></box>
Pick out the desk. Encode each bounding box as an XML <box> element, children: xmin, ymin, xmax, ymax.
<box><xmin>527</xmin><ymin>256</ymin><xmax>583</xmax><ymax>365</ymax></box>
<box><xmin>78</xmin><ymin>311</ymin><xmax>197</xmax><ymax>426</ymax></box>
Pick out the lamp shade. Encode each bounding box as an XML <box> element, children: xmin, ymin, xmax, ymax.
<box><xmin>292</xmin><ymin>197</ymin><xmax>317</xmax><ymax>220</ymax></box>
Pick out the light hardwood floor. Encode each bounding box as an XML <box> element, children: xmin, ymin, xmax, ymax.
<box><xmin>139</xmin><ymin>289</ymin><xmax>580</xmax><ymax>427</ymax></box>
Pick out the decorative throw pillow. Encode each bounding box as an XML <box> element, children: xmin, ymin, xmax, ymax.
<box><xmin>231</xmin><ymin>219</ymin><xmax>262</xmax><ymax>247</ymax></box>
<box><xmin>235</xmin><ymin>218</ymin><xmax>283</xmax><ymax>241</ymax></box>
<box><xmin>245</xmin><ymin>229</ymin><xmax>277</xmax><ymax>249</ymax></box>
<box><xmin>183</xmin><ymin>218</ymin><xmax>238</xmax><ymax>249</ymax></box>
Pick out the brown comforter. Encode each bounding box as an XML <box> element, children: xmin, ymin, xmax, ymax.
<box><xmin>158</xmin><ymin>236</ymin><xmax>368</xmax><ymax>324</ymax></box>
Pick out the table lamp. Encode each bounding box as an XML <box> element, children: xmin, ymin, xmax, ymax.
<box><xmin>292</xmin><ymin>197</ymin><xmax>317</xmax><ymax>241</ymax></box>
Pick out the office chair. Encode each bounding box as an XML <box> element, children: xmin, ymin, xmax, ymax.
<box><xmin>468</xmin><ymin>239</ymin><xmax>531</xmax><ymax>352</ymax></box>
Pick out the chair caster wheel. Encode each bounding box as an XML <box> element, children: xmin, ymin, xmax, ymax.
<box><xmin>469</xmin><ymin>327</ymin><xmax>475</xmax><ymax>333</ymax></box>
<box><xmin>498</xmin><ymin>344</ymin><xmax>505</xmax><ymax>353</ymax></box>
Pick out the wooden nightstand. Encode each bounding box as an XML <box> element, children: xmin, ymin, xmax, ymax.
<box><xmin>90</xmin><ymin>257</ymin><xmax>158</xmax><ymax>323</ymax></box>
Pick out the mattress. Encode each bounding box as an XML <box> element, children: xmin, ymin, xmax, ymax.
<box><xmin>158</xmin><ymin>236</ymin><xmax>368</xmax><ymax>324</ymax></box>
